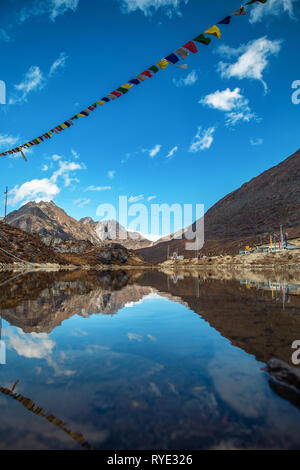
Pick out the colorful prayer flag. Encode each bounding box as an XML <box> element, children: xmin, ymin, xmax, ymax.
<box><xmin>175</xmin><ymin>47</ymin><xmax>189</xmax><ymax>60</ymax></box>
<box><xmin>194</xmin><ymin>34</ymin><xmax>211</xmax><ymax>46</ymax></box>
<box><xmin>121</xmin><ymin>83</ymin><xmax>134</xmax><ymax>89</ymax></box>
<box><xmin>111</xmin><ymin>91</ymin><xmax>122</xmax><ymax>98</ymax></box>
<box><xmin>149</xmin><ymin>65</ymin><xmax>159</xmax><ymax>73</ymax></box>
<box><xmin>107</xmin><ymin>93</ymin><xmax>118</xmax><ymax>100</ymax></box>
<box><xmin>136</xmin><ymin>73</ymin><xmax>148</xmax><ymax>81</ymax></box>
<box><xmin>204</xmin><ymin>26</ymin><xmax>221</xmax><ymax>39</ymax></box>
<box><xmin>165</xmin><ymin>53</ymin><xmax>179</xmax><ymax>64</ymax></box>
<box><xmin>157</xmin><ymin>59</ymin><xmax>169</xmax><ymax>69</ymax></box>
<box><xmin>218</xmin><ymin>16</ymin><xmax>231</xmax><ymax>25</ymax></box>
<box><xmin>142</xmin><ymin>70</ymin><xmax>153</xmax><ymax>78</ymax></box>
<box><xmin>232</xmin><ymin>6</ymin><xmax>246</xmax><ymax>15</ymax></box>
<box><xmin>246</xmin><ymin>0</ymin><xmax>267</xmax><ymax>4</ymax></box>
<box><xmin>183</xmin><ymin>41</ymin><xmax>198</xmax><ymax>54</ymax></box>
<box><xmin>129</xmin><ymin>79</ymin><xmax>140</xmax><ymax>85</ymax></box>
<box><xmin>117</xmin><ymin>87</ymin><xmax>129</xmax><ymax>94</ymax></box>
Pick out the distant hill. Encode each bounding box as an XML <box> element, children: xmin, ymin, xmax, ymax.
<box><xmin>79</xmin><ymin>217</ymin><xmax>154</xmax><ymax>250</ymax></box>
<box><xmin>0</xmin><ymin>221</ymin><xmax>67</xmax><ymax>264</ymax></box>
<box><xmin>4</xmin><ymin>201</ymin><xmax>153</xmax><ymax>250</ymax></box>
<box><xmin>0</xmin><ymin>220</ymin><xmax>146</xmax><ymax>267</ymax></box>
<box><xmin>137</xmin><ymin>148</ymin><xmax>300</xmax><ymax>263</ymax></box>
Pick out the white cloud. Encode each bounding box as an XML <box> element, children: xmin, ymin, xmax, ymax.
<box><xmin>52</xmin><ymin>154</ymin><xmax>61</xmax><ymax>161</ymax></box>
<box><xmin>147</xmin><ymin>195</ymin><xmax>157</xmax><ymax>201</ymax></box>
<box><xmin>49</xmin><ymin>52</ymin><xmax>67</xmax><ymax>76</ymax></box>
<box><xmin>249</xmin><ymin>0</ymin><xmax>297</xmax><ymax>23</ymax></box>
<box><xmin>149</xmin><ymin>144</ymin><xmax>161</xmax><ymax>158</ymax></box>
<box><xmin>108</xmin><ymin>170</ymin><xmax>116</xmax><ymax>179</ymax></box>
<box><xmin>49</xmin><ymin>0</ymin><xmax>80</xmax><ymax>21</ymax></box>
<box><xmin>9</xmin><ymin>178</ymin><xmax>60</xmax><ymax>206</ymax></box>
<box><xmin>9</xmin><ymin>65</ymin><xmax>45</xmax><ymax>104</ymax></box>
<box><xmin>19</xmin><ymin>0</ymin><xmax>80</xmax><ymax>23</ymax></box>
<box><xmin>71</xmin><ymin>149</ymin><xmax>80</xmax><ymax>159</ymax></box>
<box><xmin>85</xmin><ymin>185</ymin><xmax>112</xmax><ymax>191</ymax></box>
<box><xmin>0</xmin><ymin>134</ymin><xmax>19</xmax><ymax>149</ymax></box>
<box><xmin>166</xmin><ymin>146</ymin><xmax>178</xmax><ymax>159</ymax></box>
<box><xmin>9</xmin><ymin>52</ymin><xmax>70</xmax><ymax>105</ymax></box>
<box><xmin>189</xmin><ymin>127</ymin><xmax>215</xmax><ymax>153</ymax></box>
<box><xmin>129</xmin><ymin>195</ymin><xmax>144</xmax><ymax>202</ymax></box>
<box><xmin>42</xmin><ymin>164</ymin><xmax>49</xmax><ymax>171</ymax></box>
<box><xmin>173</xmin><ymin>70</ymin><xmax>198</xmax><ymax>87</ymax></box>
<box><xmin>74</xmin><ymin>198</ymin><xmax>91</xmax><ymax>208</ymax></box>
<box><xmin>218</xmin><ymin>37</ymin><xmax>283</xmax><ymax>92</ymax></box>
<box><xmin>200</xmin><ymin>88</ymin><xmax>245</xmax><ymax>112</ymax></box>
<box><xmin>0</xmin><ymin>28</ymin><xmax>11</xmax><ymax>42</ymax></box>
<box><xmin>225</xmin><ymin>110</ymin><xmax>257</xmax><ymax>126</ymax></box>
<box><xmin>250</xmin><ymin>137</ymin><xmax>264</xmax><ymax>146</ymax></box>
<box><xmin>117</xmin><ymin>0</ymin><xmax>188</xmax><ymax>16</ymax></box>
<box><xmin>7</xmin><ymin>328</ymin><xmax>55</xmax><ymax>359</ymax></box>
<box><xmin>127</xmin><ymin>332</ymin><xmax>143</xmax><ymax>341</ymax></box>
<box><xmin>200</xmin><ymin>88</ymin><xmax>258</xmax><ymax>126</ymax></box>
<box><xmin>9</xmin><ymin>158</ymin><xmax>85</xmax><ymax>206</ymax></box>
<box><xmin>50</xmin><ymin>160</ymin><xmax>85</xmax><ymax>187</ymax></box>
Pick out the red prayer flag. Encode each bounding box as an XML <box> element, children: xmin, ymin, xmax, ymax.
<box><xmin>183</xmin><ymin>41</ymin><xmax>198</xmax><ymax>54</ymax></box>
<box><xmin>111</xmin><ymin>91</ymin><xmax>122</xmax><ymax>98</ymax></box>
<box><xmin>141</xmin><ymin>70</ymin><xmax>153</xmax><ymax>78</ymax></box>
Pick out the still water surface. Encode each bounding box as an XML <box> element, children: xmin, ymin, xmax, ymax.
<box><xmin>0</xmin><ymin>269</ymin><xmax>300</xmax><ymax>450</ymax></box>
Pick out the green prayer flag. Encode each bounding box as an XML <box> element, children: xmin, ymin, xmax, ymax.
<box><xmin>149</xmin><ymin>65</ymin><xmax>159</xmax><ymax>73</ymax></box>
<box><xmin>246</xmin><ymin>0</ymin><xmax>267</xmax><ymax>5</ymax></box>
<box><xmin>193</xmin><ymin>34</ymin><xmax>211</xmax><ymax>46</ymax></box>
<box><xmin>117</xmin><ymin>87</ymin><xmax>129</xmax><ymax>94</ymax></box>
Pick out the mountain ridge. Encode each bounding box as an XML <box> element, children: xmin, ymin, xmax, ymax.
<box><xmin>4</xmin><ymin>201</ymin><xmax>153</xmax><ymax>250</ymax></box>
<box><xmin>137</xmin><ymin>148</ymin><xmax>300</xmax><ymax>262</ymax></box>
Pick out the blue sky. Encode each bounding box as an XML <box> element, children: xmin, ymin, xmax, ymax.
<box><xmin>0</xmin><ymin>0</ymin><xmax>299</xmax><ymax>237</ymax></box>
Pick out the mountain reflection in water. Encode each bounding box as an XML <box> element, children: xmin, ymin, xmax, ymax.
<box><xmin>0</xmin><ymin>269</ymin><xmax>300</xmax><ymax>450</ymax></box>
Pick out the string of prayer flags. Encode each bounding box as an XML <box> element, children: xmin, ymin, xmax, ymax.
<box><xmin>0</xmin><ymin>0</ymin><xmax>269</xmax><ymax>161</ymax></box>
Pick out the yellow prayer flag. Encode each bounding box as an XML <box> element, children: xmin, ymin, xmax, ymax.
<box><xmin>157</xmin><ymin>59</ymin><xmax>169</xmax><ymax>70</ymax></box>
<box><xmin>61</xmin><ymin>123</ymin><xmax>68</xmax><ymax>129</ymax></box>
<box><xmin>204</xmin><ymin>25</ymin><xmax>221</xmax><ymax>39</ymax></box>
<box><xmin>121</xmin><ymin>83</ymin><xmax>133</xmax><ymax>90</ymax></box>
<box><xmin>97</xmin><ymin>100</ymin><xmax>105</xmax><ymax>106</ymax></box>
